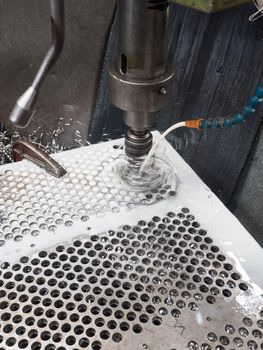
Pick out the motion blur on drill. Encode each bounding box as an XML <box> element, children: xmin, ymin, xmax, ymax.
<box><xmin>109</xmin><ymin>0</ymin><xmax>174</xmax><ymax>162</ymax></box>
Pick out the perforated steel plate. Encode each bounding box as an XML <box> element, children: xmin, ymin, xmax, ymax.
<box><xmin>0</xmin><ymin>133</ymin><xmax>262</xmax><ymax>350</ymax></box>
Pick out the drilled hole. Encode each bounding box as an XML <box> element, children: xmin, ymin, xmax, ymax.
<box><xmin>112</xmin><ymin>332</ymin><xmax>122</xmax><ymax>343</ymax></box>
<box><xmin>133</xmin><ymin>324</ymin><xmax>143</xmax><ymax>334</ymax></box>
<box><xmin>152</xmin><ymin>316</ymin><xmax>162</xmax><ymax>326</ymax></box>
<box><xmin>86</xmin><ymin>328</ymin><xmax>96</xmax><ymax>337</ymax></box>
<box><xmin>52</xmin><ymin>333</ymin><xmax>62</xmax><ymax>343</ymax></box>
<box><xmin>6</xmin><ymin>337</ymin><xmax>16</xmax><ymax>347</ymax></box>
<box><xmin>28</xmin><ymin>329</ymin><xmax>38</xmax><ymax>339</ymax></box>
<box><xmin>82</xmin><ymin>315</ymin><xmax>92</xmax><ymax>325</ymax></box>
<box><xmin>37</xmin><ymin>318</ymin><xmax>48</xmax><ymax>328</ymax></box>
<box><xmin>25</xmin><ymin>317</ymin><xmax>35</xmax><ymax>326</ymax></box>
<box><xmin>120</xmin><ymin>322</ymin><xmax>130</xmax><ymax>331</ymax></box>
<box><xmin>146</xmin><ymin>305</ymin><xmax>155</xmax><ymax>314</ymax></box>
<box><xmin>66</xmin><ymin>336</ymin><xmax>76</xmax><ymax>345</ymax></box>
<box><xmin>108</xmin><ymin>320</ymin><xmax>117</xmax><ymax>329</ymax></box>
<box><xmin>79</xmin><ymin>338</ymin><xmax>90</xmax><ymax>348</ymax></box>
<box><xmin>41</xmin><ymin>331</ymin><xmax>51</xmax><ymax>341</ymax></box>
<box><xmin>3</xmin><ymin>324</ymin><xmax>13</xmax><ymax>333</ymax></box>
<box><xmin>95</xmin><ymin>318</ymin><xmax>105</xmax><ymax>327</ymax></box>
<box><xmin>18</xmin><ymin>339</ymin><xmax>29</xmax><ymax>349</ymax></box>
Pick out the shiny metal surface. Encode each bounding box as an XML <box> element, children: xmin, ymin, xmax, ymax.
<box><xmin>109</xmin><ymin>0</ymin><xmax>173</xmax><ymax>159</ymax></box>
<box><xmin>109</xmin><ymin>65</ymin><xmax>174</xmax><ymax>115</ymax></box>
<box><xmin>9</xmin><ymin>87</ymin><xmax>38</xmax><ymax>129</ymax></box>
<box><xmin>0</xmin><ymin>135</ymin><xmax>262</xmax><ymax>350</ymax></box>
<box><xmin>0</xmin><ymin>139</ymin><xmax>176</xmax><ymax>251</ymax></box>
<box><xmin>31</xmin><ymin>0</ymin><xmax>65</xmax><ymax>90</ymax></box>
<box><xmin>117</xmin><ymin>0</ymin><xmax>169</xmax><ymax>80</ymax></box>
<box><xmin>0</xmin><ymin>212</ymin><xmax>262</xmax><ymax>350</ymax></box>
<box><xmin>123</xmin><ymin>112</ymin><xmax>154</xmax><ymax>131</ymax></box>
<box><xmin>125</xmin><ymin>129</ymin><xmax>153</xmax><ymax>160</ymax></box>
<box><xmin>13</xmin><ymin>139</ymin><xmax>66</xmax><ymax>178</ymax></box>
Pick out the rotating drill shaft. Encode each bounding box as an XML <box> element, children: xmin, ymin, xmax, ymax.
<box><xmin>109</xmin><ymin>0</ymin><xmax>174</xmax><ymax>161</ymax></box>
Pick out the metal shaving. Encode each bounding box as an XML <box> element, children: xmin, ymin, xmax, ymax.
<box><xmin>0</xmin><ymin>129</ymin><xmax>14</xmax><ymax>165</ymax></box>
<box><xmin>27</xmin><ymin>118</ymin><xmax>91</xmax><ymax>153</ymax></box>
<box><xmin>0</xmin><ymin>118</ymin><xmax>91</xmax><ymax>165</ymax></box>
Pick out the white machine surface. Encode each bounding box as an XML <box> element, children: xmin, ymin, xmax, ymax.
<box><xmin>0</xmin><ymin>133</ymin><xmax>262</xmax><ymax>350</ymax></box>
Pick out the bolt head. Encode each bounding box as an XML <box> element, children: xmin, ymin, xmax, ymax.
<box><xmin>159</xmin><ymin>87</ymin><xmax>167</xmax><ymax>96</ymax></box>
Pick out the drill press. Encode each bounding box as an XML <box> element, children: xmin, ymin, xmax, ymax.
<box><xmin>109</xmin><ymin>0</ymin><xmax>174</xmax><ymax>161</ymax></box>
<box><xmin>6</xmin><ymin>0</ymin><xmax>174</xmax><ymax>178</ymax></box>
<box><xmin>8</xmin><ymin>0</ymin><xmax>173</xmax><ymax>164</ymax></box>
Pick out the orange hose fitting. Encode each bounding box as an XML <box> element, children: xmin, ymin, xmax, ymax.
<box><xmin>185</xmin><ymin>119</ymin><xmax>203</xmax><ymax>129</ymax></box>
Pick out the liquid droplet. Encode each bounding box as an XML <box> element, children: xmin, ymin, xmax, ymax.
<box><xmin>188</xmin><ymin>302</ymin><xmax>198</xmax><ymax>311</ymax></box>
<box><xmin>152</xmin><ymin>296</ymin><xmax>161</xmax><ymax>305</ymax></box>
<box><xmin>225</xmin><ymin>324</ymin><xmax>235</xmax><ymax>335</ymax></box>
<box><xmin>207</xmin><ymin>332</ymin><xmax>217</xmax><ymax>342</ymax></box>
<box><xmin>243</xmin><ymin>317</ymin><xmax>253</xmax><ymax>327</ymax></box>
<box><xmin>233</xmin><ymin>337</ymin><xmax>244</xmax><ymax>347</ymax></box>
<box><xmin>158</xmin><ymin>286</ymin><xmax>167</xmax><ymax>295</ymax></box>
<box><xmin>171</xmin><ymin>309</ymin><xmax>181</xmax><ymax>318</ymax></box>
<box><xmin>252</xmin><ymin>329</ymin><xmax>262</xmax><ymax>339</ymax></box>
<box><xmin>164</xmin><ymin>297</ymin><xmax>174</xmax><ymax>306</ymax></box>
<box><xmin>239</xmin><ymin>327</ymin><xmax>249</xmax><ymax>337</ymax></box>
<box><xmin>158</xmin><ymin>307</ymin><xmax>168</xmax><ymax>316</ymax></box>
<box><xmin>247</xmin><ymin>340</ymin><xmax>258</xmax><ymax>350</ymax></box>
<box><xmin>201</xmin><ymin>345</ymin><xmax>211</xmax><ymax>350</ymax></box>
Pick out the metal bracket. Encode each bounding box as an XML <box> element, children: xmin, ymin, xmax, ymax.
<box><xmin>13</xmin><ymin>139</ymin><xmax>66</xmax><ymax>178</ymax></box>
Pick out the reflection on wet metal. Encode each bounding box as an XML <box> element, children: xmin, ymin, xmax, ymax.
<box><xmin>13</xmin><ymin>139</ymin><xmax>66</xmax><ymax>178</ymax></box>
<box><xmin>0</xmin><ymin>210</ymin><xmax>262</xmax><ymax>350</ymax></box>
<box><xmin>0</xmin><ymin>140</ymin><xmax>176</xmax><ymax>248</ymax></box>
<box><xmin>0</xmin><ymin>134</ymin><xmax>262</xmax><ymax>350</ymax></box>
<box><xmin>113</xmin><ymin>156</ymin><xmax>176</xmax><ymax>193</ymax></box>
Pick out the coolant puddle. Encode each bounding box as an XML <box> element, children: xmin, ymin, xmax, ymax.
<box><xmin>111</xmin><ymin>154</ymin><xmax>177</xmax><ymax>196</ymax></box>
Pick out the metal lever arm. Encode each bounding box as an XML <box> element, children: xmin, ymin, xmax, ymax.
<box><xmin>32</xmin><ymin>0</ymin><xmax>65</xmax><ymax>90</ymax></box>
<box><xmin>13</xmin><ymin>139</ymin><xmax>66</xmax><ymax>178</ymax></box>
<box><xmin>9</xmin><ymin>0</ymin><xmax>65</xmax><ymax>128</ymax></box>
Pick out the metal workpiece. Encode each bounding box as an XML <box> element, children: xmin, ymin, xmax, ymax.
<box><xmin>0</xmin><ymin>214</ymin><xmax>262</xmax><ymax>350</ymax></box>
<box><xmin>9</xmin><ymin>0</ymin><xmax>65</xmax><ymax>128</ymax></box>
<box><xmin>0</xmin><ymin>135</ymin><xmax>262</xmax><ymax>350</ymax></box>
<box><xmin>108</xmin><ymin>0</ymin><xmax>173</xmax><ymax>159</ymax></box>
<box><xmin>0</xmin><ymin>135</ymin><xmax>176</xmax><ymax>251</ymax></box>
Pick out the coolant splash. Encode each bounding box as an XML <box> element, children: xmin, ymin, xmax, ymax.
<box><xmin>112</xmin><ymin>154</ymin><xmax>177</xmax><ymax>196</ymax></box>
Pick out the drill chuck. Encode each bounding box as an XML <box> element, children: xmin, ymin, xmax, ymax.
<box><xmin>125</xmin><ymin>129</ymin><xmax>153</xmax><ymax>160</ymax></box>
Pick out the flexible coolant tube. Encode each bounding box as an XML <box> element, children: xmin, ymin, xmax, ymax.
<box><xmin>140</xmin><ymin>121</ymin><xmax>186</xmax><ymax>172</ymax></box>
